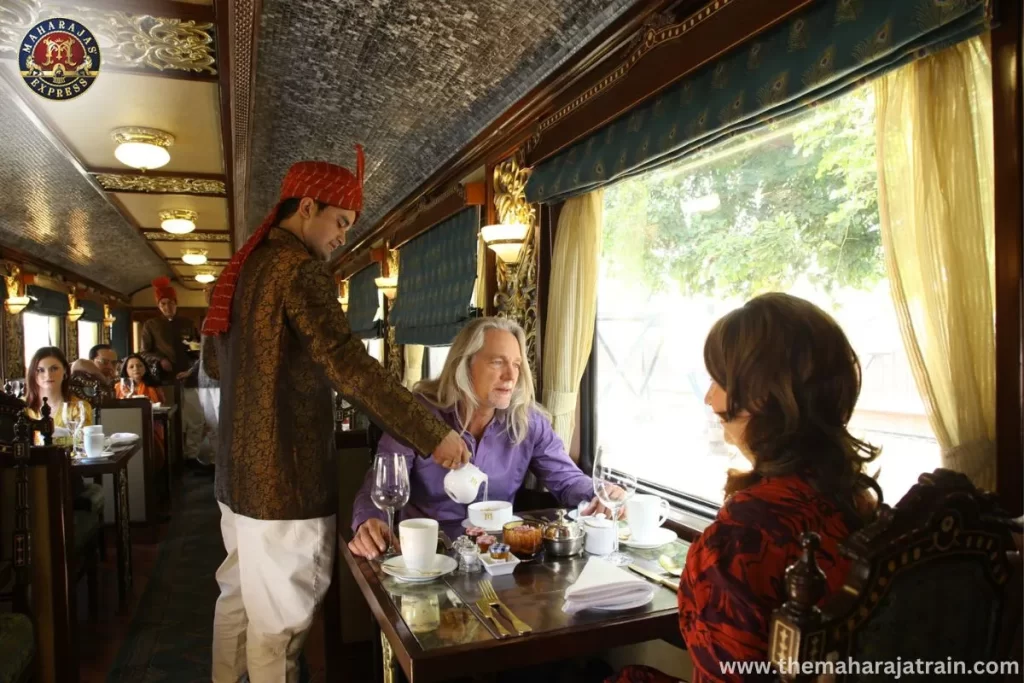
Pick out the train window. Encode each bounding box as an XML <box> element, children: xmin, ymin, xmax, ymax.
<box><xmin>23</xmin><ymin>312</ymin><xmax>63</xmax><ymax>371</ymax></box>
<box><xmin>78</xmin><ymin>321</ymin><xmax>100</xmax><ymax>361</ymax></box>
<box><xmin>596</xmin><ymin>85</ymin><xmax>941</xmax><ymax>508</ymax></box>
<box><xmin>426</xmin><ymin>346</ymin><xmax>450</xmax><ymax>379</ymax></box>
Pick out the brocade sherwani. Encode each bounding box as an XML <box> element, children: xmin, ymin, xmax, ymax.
<box><xmin>203</xmin><ymin>228</ymin><xmax>450</xmax><ymax>520</ymax></box>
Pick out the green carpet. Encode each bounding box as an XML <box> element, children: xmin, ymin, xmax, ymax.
<box><xmin>106</xmin><ymin>474</ymin><xmax>310</xmax><ymax>682</ymax></box>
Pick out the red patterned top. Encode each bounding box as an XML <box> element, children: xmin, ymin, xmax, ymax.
<box><xmin>679</xmin><ymin>475</ymin><xmax>854</xmax><ymax>682</ymax></box>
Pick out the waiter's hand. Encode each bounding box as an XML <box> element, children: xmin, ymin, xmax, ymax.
<box><xmin>349</xmin><ymin>519</ymin><xmax>395</xmax><ymax>560</ymax></box>
<box><xmin>431</xmin><ymin>430</ymin><xmax>470</xmax><ymax>470</ymax></box>
<box><xmin>176</xmin><ymin>370</ymin><xmax>191</xmax><ymax>380</ymax></box>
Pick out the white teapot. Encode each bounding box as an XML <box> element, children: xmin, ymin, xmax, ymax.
<box><xmin>443</xmin><ymin>462</ymin><xmax>488</xmax><ymax>504</ymax></box>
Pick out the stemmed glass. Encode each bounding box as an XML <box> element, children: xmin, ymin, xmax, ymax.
<box><xmin>593</xmin><ymin>446</ymin><xmax>637</xmax><ymax>566</ymax></box>
<box><xmin>62</xmin><ymin>401</ymin><xmax>85</xmax><ymax>457</ymax></box>
<box><xmin>371</xmin><ymin>453</ymin><xmax>410</xmax><ymax>560</ymax></box>
<box><xmin>120</xmin><ymin>377</ymin><xmax>136</xmax><ymax>399</ymax></box>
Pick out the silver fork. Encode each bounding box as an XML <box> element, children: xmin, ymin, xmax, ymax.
<box><xmin>480</xmin><ymin>580</ymin><xmax>532</xmax><ymax>635</ymax></box>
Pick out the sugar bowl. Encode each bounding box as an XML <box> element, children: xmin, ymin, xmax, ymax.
<box><xmin>541</xmin><ymin>509</ymin><xmax>586</xmax><ymax>557</ymax></box>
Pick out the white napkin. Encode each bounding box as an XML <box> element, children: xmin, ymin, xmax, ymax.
<box><xmin>562</xmin><ymin>557</ymin><xmax>655</xmax><ymax>614</ymax></box>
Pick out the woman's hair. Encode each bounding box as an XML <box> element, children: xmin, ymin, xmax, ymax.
<box><xmin>120</xmin><ymin>353</ymin><xmax>159</xmax><ymax>388</ymax></box>
<box><xmin>703</xmin><ymin>292</ymin><xmax>882</xmax><ymax>523</ymax></box>
<box><xmin>414</xmin><ymin>317</ymin><xmax>545</xmax><ymax>445</ymax></box>
<box><xmin>25</xmin><ymin>346</ymin><xmax>70</xmax><ymax>412</ymax></box>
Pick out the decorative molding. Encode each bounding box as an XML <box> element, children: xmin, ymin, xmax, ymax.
<box><xmin>4</xmin><ymin>310</ymin><xmax>25</xmax><ymax>379</ymax></box>
<box><xmin>143</xmin><ymin>231</ymin><xmax>230</xmax><ymax>242</ymax></box>
<box><xmin>0</xmin><ymin>3</ymin><xmax>217</xmax><ymax>77</ymax></box>
<box><xmin>384</xmin><ymin>299</ymin><xmax>402</xmax><ymax>384</ymax></box>
<box><xmin>491</xmin><ymin>157</ymin><xmax>539</xmax><ymax>378</ymax></box>
<box><xmin>537</xmin><ymin>1</ymin><xmax>732</xmax><ymax>134</ymax></box>
<box><xmin>166</xmin><ymin>258</ymin><xmax>229</xmax><ymax>266</ymax></box>
<box><xmin>229</xmin><ymin>0</ymin><xmax>259</xmax><ymax>246</ymax></box>
<box><xmin>95</xmin><ymin>173</ymin><xmax>226</xmax><ymax>195</ymax></box>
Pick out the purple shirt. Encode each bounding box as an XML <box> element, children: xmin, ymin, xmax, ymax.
<box><xmin>351</xmin><ymin>403</ymin><xmax>594</xmax><ymax>531</ymax></box>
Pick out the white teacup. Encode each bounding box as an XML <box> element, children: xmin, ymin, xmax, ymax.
<box><xmin>468</xmin><ymin>501</ymin><xmax>513</xmax><ymax>528</ymax></box>
<box><xmin>83</xmin><ymin>425</ymin><xmax>103</xmax><ymax>434</ymax></box>
<box><xmin>443</xmin><ymin>462</ymin><xmax>488</xmax><ymax>505</ymax></box>
<box><xmin>626</xmin><ymin>494</ymin><xmax>670</xmax><ymax>543</ymax></box>
<box><xmin>84</xmin><ymin>432</ymin><xmax>106</xmax><ymax>458</ymax></box>
<box><xmin>584</xmin><ymin>516</ymin><xmax>615</xmax><ymax>555</ymax></box>
<box><xmin>399</xmin><ymin>518</ymin><xmax>439</xmax><ymax>570</ymax></box>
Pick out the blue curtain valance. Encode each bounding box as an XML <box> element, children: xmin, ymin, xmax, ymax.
<box><xmin>80</xmin><ymin>299</ymin><xmax>104</xmax><ymax>323</ymax></box>
<box><xmin>347</xmin><ymin>266</ymin><xmax>381</xmax><ymax>340</ymax></box>
<box><xmin>526</xmin><ymin>0</ymin><xmax>991</xmax><ymax>204</ymax></box>
<box><xmin>111</xmin><ymin>307</ymin><xmax>130</xmax><ymax>358</ymax></box>
<box><xmin>26</xmin><ymin>285</ymin><xmax>69</xmax><ymax>318</ymax></box>
<box><xmin>389</xmin><ymin>207</ymin><xmax>481</xmax><ymax>346</ymax></box>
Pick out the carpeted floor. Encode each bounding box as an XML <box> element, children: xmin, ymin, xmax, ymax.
<box><xmin>105</xmin><ymin>474</ymin><xmax>310</xmax><ymax>682</ymax></box>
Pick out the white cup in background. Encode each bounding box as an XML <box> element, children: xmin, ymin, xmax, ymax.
<box><xmin>625</xmin><ymin>494</ymin><xmax>670</xmax><ymax>543</ymax></box>
<box><xmin>84</xmin><ymin>432</ymin><xmax>106</xmax><ymax>458</ymax></box>
<box><xmin>399</xmin><ymin>518</ymin><xmax>439</xmax><ymax>570</ymax></box>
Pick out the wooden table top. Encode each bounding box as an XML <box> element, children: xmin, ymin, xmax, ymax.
<box><xmin>342</xmin><ymin>511</ymin><xmax>691</xmax><ymax>683</ymax></box>
<box><xmin>152</xmin><ymin>405</ymin><xmax>178</xmax><ymax>416</ymax></box>
<box><xmin>70</xmin><ymin>440</ymin><xmax>141</xmax><ymax>476</ymax></box>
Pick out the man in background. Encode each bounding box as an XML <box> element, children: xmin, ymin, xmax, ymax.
<box><xmin>141</xmin><ymin>277</ymin><xmax>207</xmax><ymax>471</ymax></box>
<box><xmin>70</xmin><ymin>343</ymin><xmax>119</xmax><ymax>383</ymax></box>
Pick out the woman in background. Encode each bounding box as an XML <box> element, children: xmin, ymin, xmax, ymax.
<box><xmin>26</xmin><ymin>346</ymin><xmax>94</xmax><ymax>440</ymax></box>
<box><xmin>607</xmin><ymin>293</ymin><xmax>882</xmax><ymax>683</ymax></box>
<box><xmin>116</xmin><ymin>353</ymin><xmax>166</xmax><ymax>464</ymax></box>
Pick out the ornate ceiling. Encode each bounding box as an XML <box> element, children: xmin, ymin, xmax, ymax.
<box><xmin>244</xmin><ymin>0</ymin><xmax>641</xmax><ymax>243</ymax></box>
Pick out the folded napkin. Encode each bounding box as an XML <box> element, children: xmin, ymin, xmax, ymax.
<box><xmin>563</xmin><ymin>557</ymin><xmax>655</xmax><ymax>614</ymax></box>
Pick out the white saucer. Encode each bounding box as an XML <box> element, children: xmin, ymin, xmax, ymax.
<box><xmin>461</xmin><ymin>516</ymin><xmax>522</xmax><ymax>533</ymax></box>
<box><xmin>381</xmin><ymin>554</ymin><xmax>457</xmax><ymax>583</ymax></box>
<box><xmin>593</xmin><ymin>591</ymin><xmax>655</xmax><ymax>611</ymax></box>
<box><xmin>620</xmin><ymin>528</ymin><xmax>677</xmax><ymax>549</ymax></box>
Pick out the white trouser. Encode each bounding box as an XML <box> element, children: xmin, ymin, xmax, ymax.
<box><xmin>181</xmin><ymin>387</ymin><xmax>204</xmax><ymax>461</ymax></box>
<box><xmin>212</xmin><ymin>503</ymin><xmax>336</xmax><ymax>683</ymax></box>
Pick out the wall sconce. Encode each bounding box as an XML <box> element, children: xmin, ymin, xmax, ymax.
<box><xmin>103</xmin><ymin>304</ymin><xmax>116</xmax><ymax>328</ymax></box>
<box><xmin>337</xmin><ymin>280</ymin><xmax>349</xmax><ymax>311</ymax></box>
<box><xmin>67</xmin><ymin>291</ymin><xmax>84</xmax><ymax>323</ymax></box>
<box><xmin>374</xmin><ymin>249</ymin><xmax>399</xmax><ymax>299</ymax></box>
<box><xmin>481</xmin><ymin>223</ymin><xmax>529</xmax><ymax>263</ymax></box>
<box><xmin>4</xmin><ymin>265</ymin><xmax>30</xmax><ymax>316</ymax></box>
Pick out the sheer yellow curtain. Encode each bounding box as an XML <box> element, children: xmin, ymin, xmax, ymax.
<box><xmin>542</xmin><ymin>189</ymin><xmax>604</xmax><ymax>452</ymax></box>
<box><xmin>874</xmin><ymin>37</ymin><xmax>996</xmax><ymax>490</ymax></box>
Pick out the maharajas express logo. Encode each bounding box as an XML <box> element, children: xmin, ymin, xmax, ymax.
<box><xmin>18</xmin><ymin>18</ymin><xmax>101</xmax><ymax>101</ymax></box>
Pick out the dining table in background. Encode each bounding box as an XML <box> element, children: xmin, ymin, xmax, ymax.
<box><xmin>72</xmin><ymin>440</ymin><xmax>141</xmax><ymax>607</ymax></box>
<box><xmin>338</xmin><ymin>510</ymin><xmax>691</xmax><ymax>683</ymax></box>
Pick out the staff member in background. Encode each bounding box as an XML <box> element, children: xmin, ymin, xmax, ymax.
<box><xmin>201</xmin><ymin>148</ymin><xmax>470</xmax><ymax>683</ymax></box>
<box><xmin>140</xmin><ymin>277</ymin><xmax>207</xmax><ymax>471</ymax></box>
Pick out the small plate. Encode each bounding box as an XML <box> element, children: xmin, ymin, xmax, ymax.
<box><xmin>381</xmin><ymin>554</ymin><xmax>457</xmax><ymax>583</ymax></box>
<box><xmin>593</xmin><ymin>591</ymin><xmax>655</xmax><ymax>611</ymax></box>
<box><xmin>620</xmin><ymin>528</ymin><xmax>677</xmax><ymax>549</ymax></box>
<box><xmin>461</xmin><ymin>516</ymin><xmax>522</xmax><ymax>534</ymax></box>
<box><xmin>76</xmin><ymin>454</ymin><xmax>113</xmax><ymax>464</ymax></box>
<box><xmin>480</xmin><ymin>552</ymin><xmax>520</xmax><ymax>576</ymax></box>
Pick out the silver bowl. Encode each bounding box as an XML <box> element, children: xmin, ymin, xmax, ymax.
<box><xmin>542</xmin><ymin>533</ymin><xmax>586</xmax><ymax>557</ymax></box>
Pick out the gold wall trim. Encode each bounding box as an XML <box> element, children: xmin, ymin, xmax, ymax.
<box><xmin>492</xmin><ymin>155</ymin><xmax>539</xmax><ymax>380</ymax></box>
<box><xmin>537</xmin><ymin>0</ymin><xmax>734</xmax><ymax>134</ymax></box>
<box><xmin>144</xmin><ymin>232</ymin><xmax>230</xmax><ymax>243</ymax></box>
<box><xmin>0</xmin><ymin>4</ymin><xmax>217</xmax><ymax>76</ymax></box>
<box><xmin>95</xmin><ymin>174</ymin><xmax>226</xmax><ymax>195</ymax></box>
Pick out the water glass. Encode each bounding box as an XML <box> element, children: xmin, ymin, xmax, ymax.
<box><xmin>62</xmin><ymin>401</ymin><xmax>85</xmax><ymax>457</ymax></box>
<box><xmin>120</xmin><ymin>377</ymin><xmax>136</xmax><ymax>398</ymax></box>
<box><xmin>371</xmin><ymin>453</ymin><xmax>411</xmax><ymax>560</ymax></box>
<box><xmin>593</xmin><ymin>446</ymin><xmax>637</xmax><ymax>566</ymax></box>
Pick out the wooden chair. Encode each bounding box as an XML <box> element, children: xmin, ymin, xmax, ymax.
<box><xmin>770</xmin><ymin>468</ymin><xmax>1022</xmax><ymax>682</ymax></box>
<box><xmin>0</xmin><ymin>392</ymin><xmax>33</xmax><ymax>683</ymax></box>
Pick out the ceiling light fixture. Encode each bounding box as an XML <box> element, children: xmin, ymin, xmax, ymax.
<box><xmin>160</xmin><ymin>209</ymin><xmax>197</xmax><ymax>234</ymax></box>
<box><xmin>111</xmin><ymin>127</ymin><xmax>174</xmax><ymax>170</ymax></box>
<box><xmin>181</xmin><ymin>249</ymin><xmax>208</xmax><ymax>266</ymax></box>
<box><xmin>481</xmin><ymin>223</ymin><xmax>530</xmax><ymax>263</ymax></box>
<box><xmin>194</xmin><ymin>272</ymin><xmax>216</xmax><ymax>284</ymax></box>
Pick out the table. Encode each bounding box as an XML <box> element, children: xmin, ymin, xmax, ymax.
<box><xmin>72</xmin><ymin>442</ymin><xmax>140</xmax><ymax>605</ymax></box>
<box><xmin>341</xmin><ymin>513</ymin><xmax>691</xmax><ymax>683</ymax></box>
<box><xmin>152</xmin><ymin>404</ymin><xmax>180</xmax><ymax>477</ymax></box>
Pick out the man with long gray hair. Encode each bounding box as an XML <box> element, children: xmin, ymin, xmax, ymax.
<box><xmin>350</xmin><ymin>316</ymin><xmax>615</xmax><ymax>558</ymax></box>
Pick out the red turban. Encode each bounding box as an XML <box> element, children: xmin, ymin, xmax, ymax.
<box><xmin>152</xmin><ymin>276</ymin><xmax>176</xmax><ymax>303</ymax></box>
<box><xmin>202</xmin><ymin>145</ymin><xmax>365</xmax><ymax>336</ymax></box>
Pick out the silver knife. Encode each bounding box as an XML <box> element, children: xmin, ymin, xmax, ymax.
<box><xmin>628</xmin><ymin>563</ymin><xmax>680</xmax><ymax>591</ymax></box>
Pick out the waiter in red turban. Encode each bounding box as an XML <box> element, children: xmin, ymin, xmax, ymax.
<box><xmin>202</xmin><ymin>148</ymin><xmax>469</xmax><ymax>683</ymax></box>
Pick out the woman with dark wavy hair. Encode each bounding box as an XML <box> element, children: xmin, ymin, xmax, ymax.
<box><xmin>608</xmin><ymin>293</ymin><xmax>882</xmax><ymax>683</ymax></box>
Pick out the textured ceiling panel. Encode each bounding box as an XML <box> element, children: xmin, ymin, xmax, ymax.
<box><xmin>246</xmin><ymin>0</ymin><xmax>640</xmax><ymax>242</ymax></box>
<box><xmin>0</xmin><ymin>91</ymin><xmax>170</xmax><ymax>294</ymax></box>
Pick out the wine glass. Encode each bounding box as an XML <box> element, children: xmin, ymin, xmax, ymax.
<box><xmin>120</xmin><ymin>377</ymin><xmax>135</xmax><ymax>399</ymax></box>
<box><xmin>593</xmin><ymin>446</ymin><xmax>638</xmax><ymax>566</ymax></box>
<box><xmin>371</xmin><ymin>453</ymin><xmax>411</xmax><ymax>560</ymax></box>
<box><xmin>62</xmin><ymin>401</ymin><xmax>85</xmax><ymax>457</ymax></box>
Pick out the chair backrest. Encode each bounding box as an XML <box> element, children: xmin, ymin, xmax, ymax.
<box><xmin>770</xmin><ymin>468</ymin><xmax>1022</xmax><ymax>682</ymax></box>
<box><xmin>68</xmin><ymin>371</ymin><xmax>113</xmax><ymax>419</ymax></box>
<box><xmin>98</xmin><ymin>397</ymin><xmax>155</xmax><ymax>523</ymax></box>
